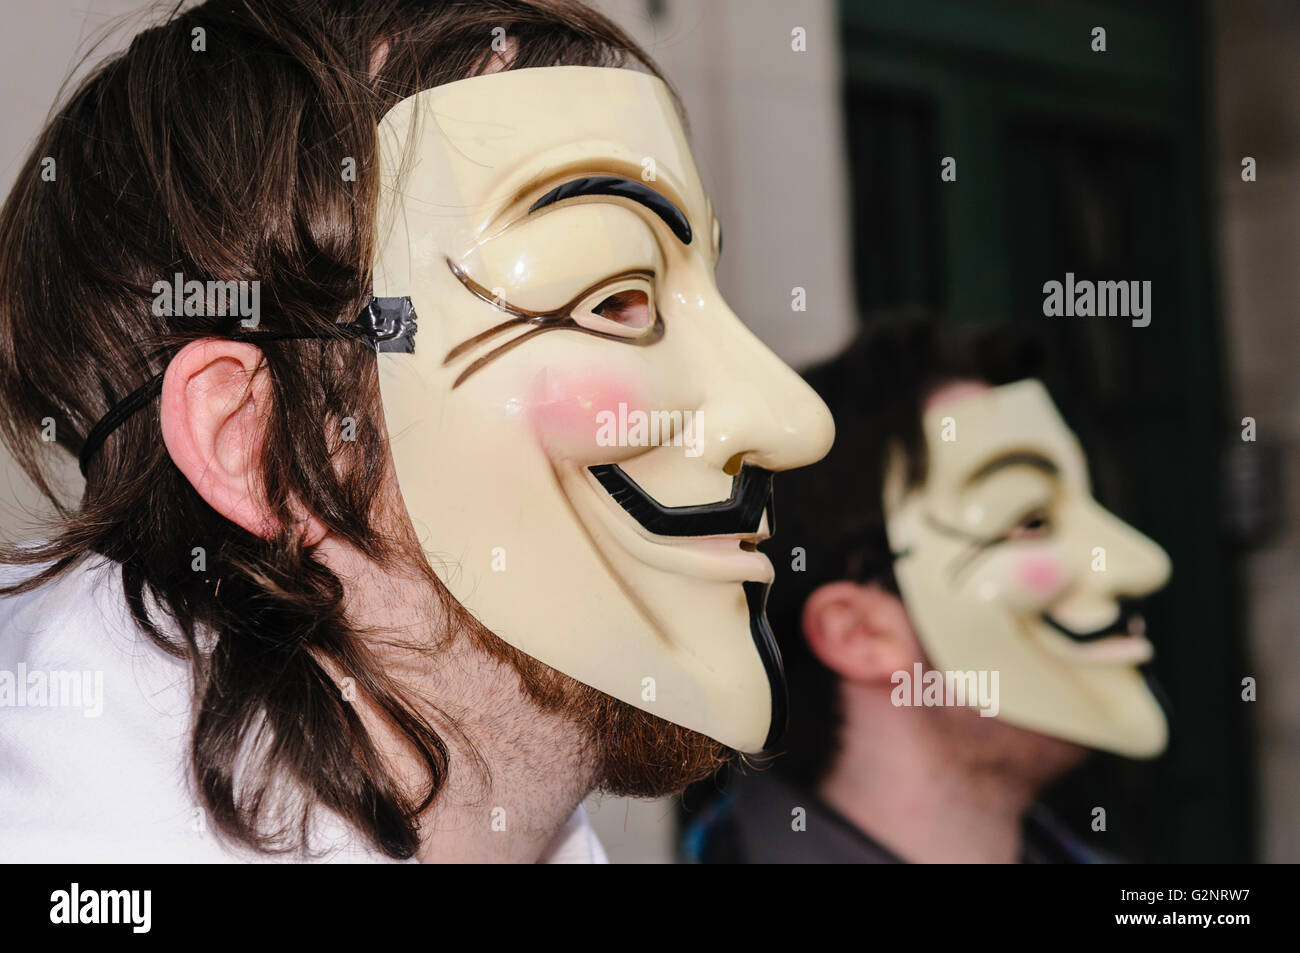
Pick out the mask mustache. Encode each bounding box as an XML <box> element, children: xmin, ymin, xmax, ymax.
<box><xmin>586</xmin><ymin>463</ymin><xmax>774</xmax><ymax>538</ymax></box>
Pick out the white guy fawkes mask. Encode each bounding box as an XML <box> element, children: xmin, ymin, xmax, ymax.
<box><xmin>883</xmin><ymin>379</ymin><xmax>1171</xmax><ymax>757</ymax></box>
<box><xmin>368</xmin><ymin>67</ymin><xmax>835</xmax><ymax>752</ymax></box>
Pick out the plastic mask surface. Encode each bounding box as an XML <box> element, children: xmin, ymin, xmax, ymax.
<box><xmin>883</xmin><ymin>380</ymin><xmax>1171</xmax><ymax>757</ymax></box>
<box><xmin>369</xmin><ymin>67</ymin><xmax>834</xmax><ymax>752</ymax></box>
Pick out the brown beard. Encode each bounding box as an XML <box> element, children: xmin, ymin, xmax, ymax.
<box><xmin>464</xmin><ymin>618</ymin><xmax>735</xmax><ymax>797</ymax></box>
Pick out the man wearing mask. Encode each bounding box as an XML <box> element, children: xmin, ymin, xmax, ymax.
<box><xmin>688</xmin><ymin>316</ymin><xmax>1170</xmax><ymax>864</ymax></box>
<box><xmin>0</xmin><ymin>0</ymin><xmax>832</xmax><ymax>863</ymax></box>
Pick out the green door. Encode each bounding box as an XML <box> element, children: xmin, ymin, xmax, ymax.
<box><xmin>840</xmin><ymin>0</ymin><xmax>1252</xmax><ymax>862</ymax></box>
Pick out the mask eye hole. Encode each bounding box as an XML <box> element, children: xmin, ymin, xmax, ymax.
<box><xmin>1006</xmin><ymin>508</ymin><xmax>1053</xmax><ymax>541</ymax></box>
<box><xmin>594</xmin><ymin>289</ymin><xmax>650</xmax><ymax>328</ymax></box>
<box><xmin>572</xmin><ymin>278</ymin><xmax>655</xmax><ymax>340</ymax></box>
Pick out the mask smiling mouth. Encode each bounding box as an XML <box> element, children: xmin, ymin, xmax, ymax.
<box><xmin>587</xmin><ymin>462</ymin><xmax>774</xmax><ymax>539</ymax></box>
<box><xmin>1043</xmin><ymin>602</ymin><xmax>1146</xmax><ymax>642</ymax></box>
<box><xmin>1036</xmin><ymin>602</ymin><xmax>1153</xmax><ymax>663</ymax></box>
<box><xmin>570</xmin><ymin>462</ymin><xmax>777</xmax><ymax>585</ymax></box>
<box><xmin>581</xmin><ymin>462</ymin><xmax>777</xmax><ymax>579</ymax></box>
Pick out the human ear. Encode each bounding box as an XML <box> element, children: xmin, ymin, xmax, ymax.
<box><xmin>159</xmin><ymin>339</ymin><xmax>324</xmax><ymax>544</ymax></box>
<box><xmin>801</xmin><ymin>580</ymin><xmax>919</xmax><ymax>685</ymax></box>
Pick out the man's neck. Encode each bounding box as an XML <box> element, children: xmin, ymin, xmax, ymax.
<box><xmin>320</xmin><ymin>543</ymin><xmax>597</xmax><ymax>863</ymax></box>
<box><xmin>817</xmin><ymin>688</ymin><xmax>1040</xmax><ymax>864</ymax></box>
<box><xmin>407</xmin><ymin>645</ymin><xmax>595</xmax><ymax>863</ymax></box>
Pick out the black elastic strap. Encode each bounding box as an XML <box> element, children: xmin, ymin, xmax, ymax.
<box><xmin>78</xmin><ymin>374</ymin><xmax>166</xmax><ymax>477</ymax></box>
<box><xmin>77</xmin><ymin>296</ymin><xmax>416</xmax><ymax>478</ymax></box>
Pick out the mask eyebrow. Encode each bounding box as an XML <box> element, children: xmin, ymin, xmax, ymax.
<box><xmin>528</xmin><ymin>175</ymin><xmax>693</xmax><ymax>245</ymax></box>
<box><xmin>965</xmin><ymin>452</ymin><xmax>1060</xmax><ymax>487</ymax></box>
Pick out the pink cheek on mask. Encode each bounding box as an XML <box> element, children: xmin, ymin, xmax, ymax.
<box><xmin>527</xmin><ymin>368</ymin><xmax>650</xmax><ymax>461</ymax></box>
<box><xmin>1014</xmin><ymin>553</ymin><xmax>1067</xmax><ymax>601</ymax></box>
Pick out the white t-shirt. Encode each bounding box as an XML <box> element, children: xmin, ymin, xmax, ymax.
<box><xmin>0</xmin><ymin>555</ymin><xmax>606</xmax><ymax>864</ymax></box>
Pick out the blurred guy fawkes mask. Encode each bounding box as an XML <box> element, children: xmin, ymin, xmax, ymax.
<box><xmin>369</xmin><ymin>67</ymin><xmax>834</xmax><ymax>753</ymax></box>
<box><xmin>883</xmin><ymin>379</ymin><xmax>1171</xmax><ymax>757</ymax></box>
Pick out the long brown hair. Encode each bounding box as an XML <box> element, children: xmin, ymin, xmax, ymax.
<box><xmin>0</xmin><ymin>0</ymin><xmax>669</xmax><ymax>859</ymax></box>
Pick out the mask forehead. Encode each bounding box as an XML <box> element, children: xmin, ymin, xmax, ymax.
<box><xmin>917</xmin><ymin>379</ymin><xmax>1087</xmax><ymax>509</ymax></box>
<box><xmin>372</xmin><ymin>66</ymin><xmax>707</xmax><ymax>297</ymax></box>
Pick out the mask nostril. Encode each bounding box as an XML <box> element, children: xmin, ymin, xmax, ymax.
<box><xmin>723</xmin><ymin>453</ymin><xmax>746</xmax><ymax>476</ymax></box>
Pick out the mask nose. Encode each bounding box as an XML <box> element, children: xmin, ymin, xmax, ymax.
<box><xmin>691</xmin><ymin>309</ymin><xmax>835</xmax><ymax>474</ymax></box>
<box><xmin>1083</xmin><ymin>500</ymin><xmax>1172</xmax><ymax>599</ymax></box>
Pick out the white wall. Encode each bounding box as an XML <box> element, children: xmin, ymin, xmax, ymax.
<box><xmin>0</xmin><ymin>0</ymin><xmax>145</xmax><ymax>543</ymax></box>
<box><xmin>1213</xmin><ymin>0</ymin><xmax>1300</xmax><ymax>863</ymax></box>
